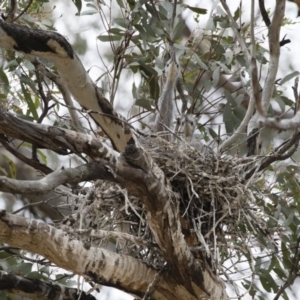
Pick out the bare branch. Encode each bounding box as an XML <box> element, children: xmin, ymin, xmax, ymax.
<box><xmin>259</xmin><ymin>111</ymin><xmax>300</xmax><ymax>130</ymax></box>
<box><xmin>0</xmin><ymin>162</ymin><xmax>113</xmax><ymax>195</ymax></box>
<box><xmin>261</xmin><ymin>0</ymin><xmax>285</xmax><ymax>111</ymax></box>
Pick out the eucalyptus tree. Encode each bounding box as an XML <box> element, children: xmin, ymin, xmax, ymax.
<box><xmin>0</xmin><ymin>1</ymin><xmax>299</xmax><ymax>300</ymax></box>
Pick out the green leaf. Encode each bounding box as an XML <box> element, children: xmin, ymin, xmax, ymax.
<box><xmin>137</xmin><ymin>60</ymin><xmax>159</xmax><ymax>100</ymax></box>
<box><xmin>14</xmin><ymin>262</ymin><xmax>32</xmax><ymax>275</ymax></box>
<box><xmin>72</xmin><ymin>0</ymin><xmax>82</xmax><ymax>14</ymax></box>
<box><xmin>108</xmin><ymin>28</ymin><xmax>124</xmax><ymax>35</ymax></box>
<box><xmin>56</xmin><ymin>274</ymin><xmax>77</xmax><ymax>287</ymax></box>
<box><xmin>136</xmin><ymin>98</ymin><xmax>153</xmax><ymax>111</ymax></box>
<box><xmin>97</xmin><ymin>35</ymin><xmax>122</xmax><ymax>42</ymax></box>
<box><xmin>233</xmin><ymin>7</ymin><xmax>241</xmax><ymax>21</ymax></box>
<box><xmin>273</xmin><ymin>267</ymin><xmax>287</xmax><ymax>281</ymax></box>
<box><xmin>217</xmin><ymin>62</ymin><xmax>230</xmax><ymax>73</ymax></box>
<box><xmin>259</xmin><ymin>269</ymin><xmax>278</xmax><ymax>293</ymax></box>
<box><xmin>16</xmin><ymin>114</ymin><xmax>35</xmax><ymax>122</ymax></box>
<box><xmin>208</xmin><ymin>127</ymin><xmax>218</xmax><ymax>139</ymax></box>
<box><xmin>2</xmin><ymin>155</ymin><xmax>17</xmax><ymax>179</ymax></box>
<box><xmin>173</xmin><ymin>20</ymin><xmax>186</xmax><ymax>41</ymax></box>
<box><xmin>0</xmin><ymin>166</ymin><xmax>8</xmax><ymax>176</ymax></box>
<box><xmin>132</xmin><ymin>82</ymin><xmax>137</xmax><ymax>98</ymax></box>
<box><xmin>223</xmin><ymin>101</ymin><xmax>234</xmax><ymax>134</ymax></box>
<box><xmin>212</xmin><ymin>67</ymin><xmax>220</xmax><ymax>87</ymax></box>
<box><xmin>280</xmin><ymin>71</ymin><xmax>300</xmax><ymax>85</ymax></box>
<box><xmin>26</xmin><ymin>271</ymin><xmax>45</xmax><ymax>279</ymax></box>
<box><xmin>260</xmin><ymin>277</ymin><xmax>271</xmax><ymax>293</ymax></box>
<box><xmin>193</xmin><ymin>54</ymin><xmax>208</xmax><ymax>70</ymax></box>
<box><xmin>114</xmin><ymin>18</ymin><xmax>129</xmax><ymax>28</ymax></box>
<box><xmin>80</xmin><ymin>10</ymin><xmax>97</xmax><ymax>16</ymax></box>
<box><xmin>274</xmin><ymin>96</ymin><xmax>285</xmax><ymax>113</ymax></box>
<box><xmin>21</xmin><ymin>83</ymin><xmax>38</xmax><ymax>121</ymax></box>
<box><xmin>280</xmin><ymin>95</ymin><xmax>293</xmax><ymax>107</ymax></box>
<box><xmin>116</xmin><ymin>0</ymin><xmax>125</xmax><ymax>9</ymax></box>
<box><xmin>40</xmin><ymin>266</ymin><xmax>50</xmax><ymax>275</ymax></box>
<box><xmin>236</xmin><ymin>54</ymin><xmax>247</xmax><ymax>67</ymax></box>
<box><xmin>223</xmin><ymin>50</ymin><xmax>233</xmax><ymax>66</ymax></box>
<box><xmin>0</xmin><ymin>69</ymin><xmax>10</xmax><ymax>95</ymax></box>
<box><xmin>284</xmin><ymin>209</ymin><xmax>295</xmax><ymax>227</ymax></box>
<box><xmin>37</xmin><ymin>149</ymin><xmax>47</xmax><ymax>165</ymax></box>
<box><xmin>160</xmin><ymin>1</ymin><xmax>173</xmax><ymax>19</ymax></box>
<box><xmin>274</xmin><ymin>204</ymin><xmax>281</xmax><ymax>220</ymax></box>
<box><xmin>126</xmin><ymin>0</ymin><xmax>135</xmax><ymax>10</ymax></box>
<box><xmin>182</xmin><ymin>5</ymin><xmax>207</xmax><ymax>15</ymax></box>
<box><xmin>233</xmin><ymin>105</ymin><xmax>246</xmax><ymax>121</ymax></box>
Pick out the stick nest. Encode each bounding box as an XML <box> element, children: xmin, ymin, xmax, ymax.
<box><xmin>63</xmin><ymin>136</ymin><xmax>265</xmax><ymax>270</ymax></box>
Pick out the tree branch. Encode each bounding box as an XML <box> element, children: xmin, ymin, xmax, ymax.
<box><xmin>0</xmin><ymin>134</ymin><xmax>54</xmax><ymax>174</ymax></box>
<box><xmin>0</xmin><ymin>270</ymin><xmax>96</xmax><ymax>300</ymax></box>
<box><xmin>0</xmin><ymin>162</ymin><xmax>114</xmax><ymax>195</ymax></box>
<box><xmin>0</xmin><ymin>210</ymin><xmax>158</xmax><ymax>298</ymax></box>
<box><xmin>0</xmin><ymin>109</ymin><xmax>119</xmax><ymax>163</ymax></box>
<box><xmin>249</xmin><ymin>0</ymin><xmax>286</xmax><ymax>132</ymax></box>
<box><xmin>245</xmin><ymin>131</ymin><xmax>300</xmax><ymax>180</ymax></box>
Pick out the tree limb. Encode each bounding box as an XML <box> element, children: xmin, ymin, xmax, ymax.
<box><xmin>0</xmin><ymin>163</ymin><xmax>114</xmax><ymax>195</ymax></box>
<box><xmin>0</xmin><ymin>109</ymin><xmax>119</xmax><ymax>163</ymax></box>
<box><xmin>248</xmin><ymin>0</ymin><xmax>286</xmax><ymax>133</ymax></box>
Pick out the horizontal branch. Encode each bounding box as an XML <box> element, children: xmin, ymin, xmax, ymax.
<box><xmin>258</xmin><ymin>112</ymin><xmax>300</xmax><ymax>130</ymax></box>
<box><xmin>0</xmin><ymin>163</ymin><xmax>113</xmax><ymax>195</ymax></box>
<box><xmin>0</xmin><ymin>109</ymin><xmax>119</xmax><ymax>163</ymax></box>
<box><xmin>248</xmin><ymin>0</ymin><xmax>285</xmax><ymax>134</ymax></box>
